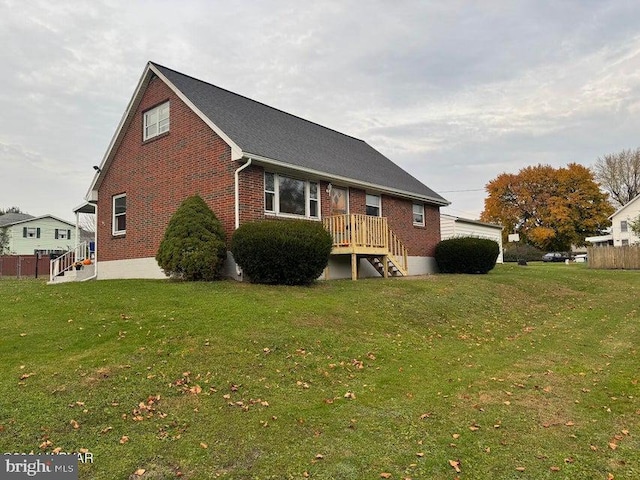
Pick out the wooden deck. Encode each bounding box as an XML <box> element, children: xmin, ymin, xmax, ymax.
<box><xmin>322</xmin><ymin>214</ymin><xmax>408</xmax><ymax>279</ymax></box>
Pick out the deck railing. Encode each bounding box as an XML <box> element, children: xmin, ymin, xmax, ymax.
<box><xmin>322</xmin><ymin>214</ymin><xmax>408</xmax><ymax>274</ymax></box>
<box><xmin>323</xmin><ymin>214</ymin><xmax>388</xmax><ymax>249</ymax></box>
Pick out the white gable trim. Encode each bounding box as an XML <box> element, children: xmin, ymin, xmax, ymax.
<box><xmin>149</xmin><ymin>64</ymin><xmax>243</xmax><ymax>161</ymax></box>
<box><xmin>85</xmin><ymin>62</ymin><xmax>244</xmax><ymax>201</ymax></box>
<box><xmin>2</xmin><ymin>215</ymin><xmax>75</xmax><ymax>228</ymax></box>
<box><xmin>609</xmin><ymin>193</ymin><xmax>640</xmax><ymax>220</ymax></box>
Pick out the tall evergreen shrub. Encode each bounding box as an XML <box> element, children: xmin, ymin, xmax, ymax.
<box><xmin>156</xmin><ymin>195</ymin><xmax>226</xmax><ymax>281</ymax></box>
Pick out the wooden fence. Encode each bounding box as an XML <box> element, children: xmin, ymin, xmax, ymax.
<box><xmin>587</xmin><ymin>245</ymin><xmax>640</xmax><ymax>270</ymax></box>
<box><xmin>0</xmin><ymin>255</ymin><xmax>51</xmax><ymax>279</ymax></box>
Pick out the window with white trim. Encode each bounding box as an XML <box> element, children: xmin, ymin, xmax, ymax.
<box><xmin>413</xmin><ymin>204</ymin><xmax>425</xmax><ymax>226</ymax></box>
<box><xmin>143</xmin><ymin>101</ymin><xmax>170</xmax><ymax>140</ymax></box>
<box><xmin>621</xmin><ymin>220</ymin><xmax>628</xmax><ymax>233</ymax></box>
<box><xmin>113</xmin><ymin>194</ymin><xmax>127</xmax><ymax>235</ymax></box>
<box><xmin>366</xmin><ymin>194</ymin><xmax>381</xmax><ymax>217</ymax></box>
<box><xmin>264</xmin><ymin>172</ymin><xmax>320</xmax><ymax>219</ymax></box>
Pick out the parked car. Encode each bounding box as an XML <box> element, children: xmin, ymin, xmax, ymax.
<box><xmin>542</xmin><ymin>252</ymin><xmax>572</xmax><ymax>262</ymax></box>
<box><xmin>574</xmin><ymin>253</ymin><xmax>588</xmax><ymax>263</ymax></box>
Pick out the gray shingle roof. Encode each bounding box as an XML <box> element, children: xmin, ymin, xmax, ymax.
<box><xmin>0</xmin><ymin>213</ymin><xmax>35</xmax><ymax>227</ymax></box>
<box><xmin>153</xmin><ymin>63</ymin><xmax>448</xmax><ymax>204</ymax></box>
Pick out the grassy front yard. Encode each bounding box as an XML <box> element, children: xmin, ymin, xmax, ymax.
<box><xmin>0</xmin><ymin>264</ymin><xmax>638</xmax><ymax>479</ymax></box>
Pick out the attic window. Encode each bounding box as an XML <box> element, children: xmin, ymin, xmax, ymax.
<box><xmin>143</xmin><ymin>101</ymin><xmax>170</xmax><ymax>140</ymax></box>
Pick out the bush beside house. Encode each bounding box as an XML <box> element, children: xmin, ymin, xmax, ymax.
<box><xmin>156</xmin><ymin>196</ymin><xmax>226</xmax><ymax>281</ymax></box>
<box><xmin>435</xmin><ymin>237</ymin><xmax>500</xmax><ymax>274</ymax></box>
<box><xmin>231</xmin><ymin>220</ymin><xmax>333</xmax><ymax>285</ymax></box>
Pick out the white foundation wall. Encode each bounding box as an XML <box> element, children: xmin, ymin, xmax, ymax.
<box><xmin>97</xmin><ymin>257</ymin><xmax>166</xmax><ymax>280</ymax></box>
<box><xmin>97</xmin><ymin>253</ymin><xmax>438</xmax><ymax>281</ymax></box>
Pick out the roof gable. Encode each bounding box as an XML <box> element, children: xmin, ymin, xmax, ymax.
<box><xmin>609</xmin><ymin>193</ymin><xmax>640</xmax><ymax>220</ymax></box>
<box><xmin>0</xmin><ymin>214</ymin><xmax>74</xmax><ymax>228</ymax></box>
<box><xmin>153</xmin><ymin>63</ymin><xmax>447</xmax><ymax>204</ymax></box>
<box><xmin>90</xmin><ymin>62</ymin><xmax>448</xmax><ymax>205</ymax></box>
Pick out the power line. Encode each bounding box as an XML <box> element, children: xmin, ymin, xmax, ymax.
<box><xmin>439</xmin><ymin>188</ymin><xmax>485</xmax><ymax>193</ymax></box>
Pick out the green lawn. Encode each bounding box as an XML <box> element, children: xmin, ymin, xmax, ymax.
<box><xmin>0</xmin><ymin>264</ymin><xmax>638</xmax><ymax>479</ymax></box>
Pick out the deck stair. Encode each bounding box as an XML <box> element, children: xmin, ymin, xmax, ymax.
<box><xmin>322</xmin><ymin>214</ymin><xmax>408</xmax><ymax>280</ymax></box>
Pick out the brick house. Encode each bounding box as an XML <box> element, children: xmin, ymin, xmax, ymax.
<box><xmin>77</xmin><ymin>62</ymin><xmax>448</xmax><ymax>281</ymax></box>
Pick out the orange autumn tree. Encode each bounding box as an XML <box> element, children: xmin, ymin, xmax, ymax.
<box><xmin>481</xmin><ymin>163</ymin><xmax>614</xmax><ymax>251</ymax></box>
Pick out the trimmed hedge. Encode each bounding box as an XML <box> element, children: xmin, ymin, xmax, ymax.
<box><xmin>435</xmin><ymin>237</ymin><xmax>500</xmax><ymax>274</ymax></box>
<box><xmin>503</xmin><ymin>242</ymin><xmax>545</xmax><ymax>262</ymax></box>
<box><xmin>156</xmin><ymin>195</ymin><xmax>226</xmax><ymax>281</ymax></box>
<box><xmin>231</xmin><ymin>220</ymin><xmax>333</xmax><ymax>285</ymax></box>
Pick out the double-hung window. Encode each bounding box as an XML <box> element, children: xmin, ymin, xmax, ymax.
<box><xmin>143</xmin><ymin>101</ymin><xmax>170</xmax><ymax>140</ymax></box>
<box><xmin>366</xmin><ymin>194</ymin><xmax>381</xmax><ymax>216</ymax></box>
<box><xmin>23</xmin><ymin>227</ymin><xmax>40</xmax><ymax>238</ymax></box>
<box><xmin>55</xmin><ymin>229</ymin><xmax>70</xmax><ymax>240</ymax></box>
<box><xmin>113</xmin><ymin>194</ymin><xmax>127</xmax><ymax>235</ymax></box>
<box><xmin>413</xmin><ymin>204</ymin><xmax>425</xmax><ymax>226</ymax></box>
<box><xmin>264</xmin><ymin>172</ymin><xmax>320</xmax><ymax>219</ymax></box>
<box><xmin>621</xmin><ymin>220</ymin><xmax>628</xmax><ymax>233</ymax></box>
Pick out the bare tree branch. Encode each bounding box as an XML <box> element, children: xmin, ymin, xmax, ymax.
<box><xmin>593</xmin><ymin>148</ymin><xmax>640</xmax><ymax>207</ymax></box>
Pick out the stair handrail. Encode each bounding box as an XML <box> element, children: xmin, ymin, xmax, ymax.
<box><xmin>49</xmin><ymin>241</ymin><xmax>90</xmax><ymax>282</ymax></box>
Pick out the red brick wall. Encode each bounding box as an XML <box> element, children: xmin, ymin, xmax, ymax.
<box><xmin>97</xmin><ymin>77</ymin><xmax>441</xmax><ymax>263</ymax></box>
<box><xmin>97</xmin><ymin>76</ymin><xmax>236</xmax><ymax>261</ymax></box>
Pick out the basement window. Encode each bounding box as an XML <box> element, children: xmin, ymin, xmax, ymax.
<box><xmin>143</xmin><ymin>101</ymin><xmax>170</xmax><ymax>141</ymax></box>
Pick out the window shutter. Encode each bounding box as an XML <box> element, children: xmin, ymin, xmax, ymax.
<box><xmin>36</xmin><ymin>228</ymin><xmax>41</xmax><ymax>238</ymax></box>
<box><xmin>67</xmin><ymin>229</ymin><xmax>71</xmax><ymax>239</ymax></box>
<box><xmin>23</xmin><ymin>227</ymin><xmax>27</xmax><ymax>238</ymax></box>
<box><xmin>55</xmin><ymin>229</ymin><xmax>59</xmax><ymax>239</ymax></box>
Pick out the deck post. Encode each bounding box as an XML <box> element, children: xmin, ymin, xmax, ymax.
<box><xmin>351</xmin><ymin>253</ymin><xmax>357</xmax><ymax>280</ymax></box>
<box><xmin>382</xmin><ymin>255</ymin><xmax>388</xmax><ymax>278</ymax></box>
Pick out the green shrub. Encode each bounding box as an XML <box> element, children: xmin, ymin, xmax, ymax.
<box><xmin>231</xmin><ymin>220</ymin><xmax>333</xmax><ymax>285</ymax></box>
<box><xmin>503</xmin><ymin>242</ymin><xmax>545</xmax><ymax>262</ymax></box>
<box><xmin>435</xmin><ymin>237</ymin><xmax>500</xmax><ymax>274</ymax></box>
<box><xmin>156</xmin><ymin>195</ymin><xmax>226</xmax><ymax>281</ymax></box>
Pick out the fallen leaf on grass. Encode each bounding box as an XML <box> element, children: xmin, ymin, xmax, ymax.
<box><xmin>380</xmin><ymin>473</ymin><xmax>392</xmax><ymax>479</ymax></box>
<box><xmin>449</xmin><ymin>460</ymin><xmax>461</xmax><ymax>473</ymax></box>
<box><xmin>515</xmin><ymin>466</ymin><xmax>526</xmax><ymax>471</ymax></box>
<box><xmin>133</xmin><ymin>469</ymin><xmax>145</xmax><ymax>476</ymax></box>
<box><xmin>608</xmin><ymin>442</ymin><xmax>618</xmax><ymax>450</ymax></box>
<box><xmin>200</xmin><ymin>442</ymin><xmax>208</xmax><ymax>449</ymax></box>
<box><xmin>550</xmin><ymin>466</ymin><xmax>560</xmax><ymax>472</ymax></box>
<box><xmin>119</xmin><ymin>435</ymin><xmax>129</xmax><ymax>444</ymax></box>
<box><xmin>70</xmin><ymin>419</ymin><xmax>79</xmax><ymax>429</ymax></box>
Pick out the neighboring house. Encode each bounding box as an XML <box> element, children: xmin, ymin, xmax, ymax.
<box><xmin>440</xmin><ymin>214</ymin><xmax>504</xmax><ymax>263</ymax></box>
<box><xmin>586</xmin><ymin>194</ymin><xmax>640</xmax><ymax>246</ymax></box>
<box><xmin>81</xmin><ymin>62</ymin><xmax>449</xmax><ymax>281</ymax></box>
<box><xmin>0</xmin><ymin>213</ymin><xmax>78</xmax><ymax>255</ymax></box>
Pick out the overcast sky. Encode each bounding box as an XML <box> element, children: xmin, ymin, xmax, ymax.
<box><xmin>2</xmin><ymin>1</ymin><xmax>640</xmax><ymax>223</ymax></box>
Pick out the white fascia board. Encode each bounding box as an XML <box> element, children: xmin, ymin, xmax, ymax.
<box><xmin>149</xmin><ymin>64</ymin><xmax>243</xmax><ymax>161</ymax></box>
<box><xmin>609</xmin><ymin>193</ymin><xmax>640</xmax><ymax>220</ymax></box>
<box><xmin>85</xmin><ymin>63</ymin><xmax>154</xmax><ymax>200</ymax></box>
<box><xmin>243</xmin><ymin>153</ymin><xmax>450</xmax><ymax>206</ymax></box>
<box><xmin>84</xmin><ymin>62</ymin><xmax>245</xmax><ymax>203</ymax></box>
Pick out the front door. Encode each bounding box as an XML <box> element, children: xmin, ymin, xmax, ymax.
<box><xmin>330</xmin><ymin>187</ymin><xmax>348</xmax><ymax>215</ymax></box>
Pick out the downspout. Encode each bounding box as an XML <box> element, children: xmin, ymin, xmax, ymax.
<box><xmin>234</xmin><ymin>158</ymin><xmax>252</xmax><ymax>277</ymax></box>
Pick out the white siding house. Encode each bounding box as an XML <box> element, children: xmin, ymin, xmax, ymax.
<box><xmin>586</xmin><ymin>194</ymin><xmax>640</xmax><ymax>246</ymax></box>
<box><xmin>0</xmin><ymin>214</ymin><xmax>78</xmax><ymax>255</ymax></box>
<box><xmin>440</xmin><ymin>214</ymin><xmax>504</xmax><ymax>263</ymax></box>
<box><xmin>609</xmin><ymin>194</ymin><xmax>640</xmax><ymax>246</ymax></box>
